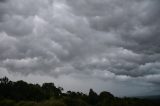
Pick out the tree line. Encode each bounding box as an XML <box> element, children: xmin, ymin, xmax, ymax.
<box><xmin>0</xmin><ymin>76</ymin><xmax>159</xmax><ymax>106</ymax></box>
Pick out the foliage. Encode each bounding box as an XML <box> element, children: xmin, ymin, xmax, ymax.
<box><xmin>0</xmin><ymin>99</ymin><xmax>16</xmax><ymax>106</ymax></box>
<box><xmin>15</xmin><ymin>101</ymin><xmax>37</xmax><ymax>106</ymax></box>
<box><xmin>0</xmin><ymin>77</ymin><xmax>159</xmax><ymax>106</ymax></box>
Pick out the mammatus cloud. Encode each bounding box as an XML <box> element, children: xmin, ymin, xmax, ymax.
<box><xmin>0</xmin><ymin>0</ymin><xmax>160</xmax><ymax>96</ymax></box>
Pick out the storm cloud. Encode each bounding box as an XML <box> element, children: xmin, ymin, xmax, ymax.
<box><xmin>0</xmin><ymin>0</ymin><xmax>160</xmax><ymax>96</ymax></box>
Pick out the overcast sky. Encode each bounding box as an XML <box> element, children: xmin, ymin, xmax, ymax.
<box><xmin>0</xmin><ymin>0</ymin><xmax>160</xmax><ymax>96</ymax></box>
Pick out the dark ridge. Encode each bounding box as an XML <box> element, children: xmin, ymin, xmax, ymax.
<box><xmin>0</xmin><ymin>76</ymin><xmax>160</xmax><ymax>106</ymax></box>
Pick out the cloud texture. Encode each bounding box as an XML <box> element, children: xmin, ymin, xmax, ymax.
<box><xmin>0</xmin><ymin>0</ymin><xmax>160</xmax><ymax>96</ymax></box>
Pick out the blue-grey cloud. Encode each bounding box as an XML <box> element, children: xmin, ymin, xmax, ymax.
<box><xmin>0</xmin><ymin>0</ymin><xmax>160</xmax><ymax>96</ymax></box>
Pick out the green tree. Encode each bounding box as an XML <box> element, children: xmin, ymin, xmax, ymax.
<box><xmin>88</xmin><ymin>89</ymin><xmax>98</xmax><ymax>105</ymax></box>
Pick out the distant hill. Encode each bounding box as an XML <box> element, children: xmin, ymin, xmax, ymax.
<box><xmin>0</xmin><ymin>76</ymin><xmax>160</xmax><ymax>106</ymax></box>
<box><xmin>136</xmin><ymin>95</ymin><xmax>160</xmax><ymax>101</ymax></box>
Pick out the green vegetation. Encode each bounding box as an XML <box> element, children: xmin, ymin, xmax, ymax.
<box><xmin>0</xmin><ymin>77</ymin><xmax>159</xmax><ymax>106</ymax></box>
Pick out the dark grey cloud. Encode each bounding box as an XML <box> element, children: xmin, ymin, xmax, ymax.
<box><xmin>0</xmin><ymin>0</ymin><xmax>160</xmax><ymax>96</ymax></box>
<box><xmin>0</xmin><ymin>0</ymin><xmax>8</xmax><ymax>21</ymax></box>
<box><xmin>0</xmin><ymin>0</ymin><xmax>7</xmax><ymax>3</ymax></box>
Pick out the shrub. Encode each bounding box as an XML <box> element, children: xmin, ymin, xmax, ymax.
<box><xmin>16</xmin><ymin>101</ymin><xmax>37</xmax><ymax>106</ymax></box>
<box><xmin>37</xmin><ymin>100</ymin><xmax>66</xmax><ymax>106</ymax></box>
<box><xmin>0</xmin><ymin>99</ymin><xmax>16</xmax><ymax>106</ymax></box>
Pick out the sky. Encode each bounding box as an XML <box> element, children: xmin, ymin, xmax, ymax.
<box><xmin>0</xmin><ymin>0</ymin><xmax>160</xmax><ymax>97</ymax></box>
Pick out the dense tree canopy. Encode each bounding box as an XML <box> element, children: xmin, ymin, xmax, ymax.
<box><xmin>0</xmin><ymin>77</ymin><xmax>159</xmax><ymax>106</ymax></box>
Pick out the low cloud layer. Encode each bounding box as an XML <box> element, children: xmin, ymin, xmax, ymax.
<box><xmin>0</xmin><ymin>0</ymin><xmax>160</xmax><ymax>96</ymax></box>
